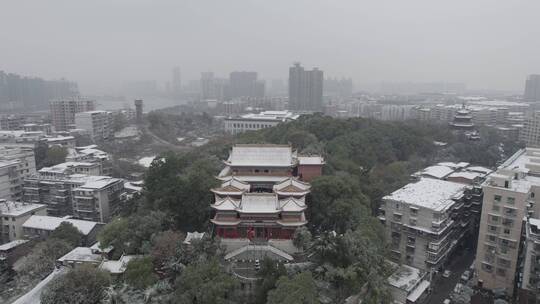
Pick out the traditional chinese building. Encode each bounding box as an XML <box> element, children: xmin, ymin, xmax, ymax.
<box><xmin>211</xmin><ymin>144</ymin><xmax>323</xmax><ymax>244</ymax></box>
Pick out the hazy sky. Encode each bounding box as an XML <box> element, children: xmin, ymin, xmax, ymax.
<box><xmin>1</xmin><ymin>0</ymin><xmax>539</xmax><ymax>94</ymax></box>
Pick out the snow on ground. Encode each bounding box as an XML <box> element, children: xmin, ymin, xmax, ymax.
<box><xmin>12</xmin><ymin>267</ymin><xmax>67</xmax><ymax>304</ymax></box>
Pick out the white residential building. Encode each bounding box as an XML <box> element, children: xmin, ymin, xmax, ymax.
<box><xmin>520</xmin><ymin>111</ymin><xmax>540</xmax><ymax>148</ymax></box>
<box><xmin>0</xmin><ymin>200</ymin><xmax>46</xmax><ymax>244</ymax></box>
<box><xmin>224</xmin><ymin>111</ymin><xmax>299</xmax><ymax>135</ymax></box>
<box><xmin>23</xmin><ymin>173</ymin><xmax>125</xmax><ymax>222</ymax></box>
<box><xmin>75</xmin><ymin>111</ymin><xmax>114</xmax><ymax>141</ymax></box>
<box><xmin>0</xmin><ymin>145</ymin><xmax>36</xmax><ymax>201</ymax></box>
<box><xmin>380</xmin><ymin>178</ymin><xmax>473</xmax><ymax>272</ymax></box>
<box><xmin>475</xmin><ymin>148</ymin><xmax>540</xmax><ymax>294</ymax></box>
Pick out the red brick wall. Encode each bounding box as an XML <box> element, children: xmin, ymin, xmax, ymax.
<box><xmin>297</xmin><ymin>164</ymin><xmax>323</xmax><ymax>182</ymax></box>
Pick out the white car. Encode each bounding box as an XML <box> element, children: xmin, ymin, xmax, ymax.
<box><xmin>442</xmin><ymin>270</ymin><xmax>452</xmax><ymax>278</ymax></box>
<box><xmin>460</xmin><ymin>270</ymin><xmax>470</xmax><ymax>281</ymax></box>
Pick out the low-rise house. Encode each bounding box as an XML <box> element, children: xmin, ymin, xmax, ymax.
<box><xmin>387</xmin><ymin>263</ymin><xmax>431</xmax><ymax>304</ymax></box>
<box><xmin>22</xmin><ymin>215</ymin><xmax>102</xmax><ymax>245</ymax></box>
<box><xmin>56</xmin><ymin>246</ymin><xmax>102</xmax><ymax>268</ymax></box>
<box><xmin>0</xmin><ymin>239</ymin><xmax>31</xmax><ymax>267</ymax></box>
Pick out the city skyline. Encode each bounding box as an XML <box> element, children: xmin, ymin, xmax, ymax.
<box><xmin>1</xmin><ymin>1</ymin><xmax>539</xmax><ymax>94</ymax></box>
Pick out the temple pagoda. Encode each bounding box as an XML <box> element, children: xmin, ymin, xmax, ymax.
<box><xmin>211</xmin><ymin>144</ymin><xmax>323</xmax><ymax>246</ymax></box>
<box><xmin>449</xmin><ymin>104</ymin><xmax>475</xmax><ymax>131</ymax></box>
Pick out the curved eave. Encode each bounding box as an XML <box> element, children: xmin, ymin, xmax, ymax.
<box><xmin>281</xmin><ymin>206</ymin><xmax>307</xmax><ymax>212</ymax></box>
<box><xmin>210</xmin><ymin>219</ymin><xmax>241</xmax><ymax>226</ymax></box>
<box><xmin>238</xmin><ymin>210</ymin><xmax>280</xmax><ymax>214</ymax></box>
<box><xmin>276</xmin><ymin>220</ymin><xmax>308</xmax><ymax>227</ymax></box>
<box><xmin>210</xmin><ymin>205</ymin><xmax>238</xmax><ymax>211</ymax></box>
<box><xmin>211</xmin><ymin>189</ymin><xmax>245</xmax><ymax>196</ymax></box>
<box><xmin>275</xmin><ymin>190</ymin><xmax>309</xmax><ymax>196</ymax></box>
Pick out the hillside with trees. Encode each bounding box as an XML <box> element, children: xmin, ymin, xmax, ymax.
<box><xmin>35</xmin><ymin>115</ymin><xmax>521</xmax><ymax>304</ymax></box>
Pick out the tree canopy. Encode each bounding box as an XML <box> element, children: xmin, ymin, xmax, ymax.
<box><xmin>41</xmin><ymin>265</ymin><xmax>111</xmax><ymax>304</ymax></box>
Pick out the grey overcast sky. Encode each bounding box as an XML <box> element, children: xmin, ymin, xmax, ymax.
<box><xmin>1</xmin><ymin>0</ymin><xmax>539</xmax><ymax>94</ymax></box>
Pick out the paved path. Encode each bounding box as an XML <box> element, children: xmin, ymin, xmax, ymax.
<box><xmin>424</xmin><ymin>249</ymin><xmax>475</xmax><ymax>304</ymax></box>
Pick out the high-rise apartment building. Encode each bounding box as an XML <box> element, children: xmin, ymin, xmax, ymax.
<box><xmin>50</xmin><ymin>98</ymin><xmax>95</xmax><ymax>131</ymax></box>
<box><xmin>380</xmin><ymin>178</ymin><xmax>475</xmax><ymax>272</ymax></box>
<box><xmin>524</xmin><ymin>75</ymin><xmax>540</xmax><ymax>102</ymax></box>
<box><xmin>475</xmin><ymin>148</ymin><xmax>540</xmax><ymax>294</ymax></box>
<box><xmin>23</xmin><ymin>173</ymin><xmax>124</xmax><ymax>222</ymax></box>
<box><xmin>520</xmin><ymin>111</ymin><xmax>540</xmax><ymax>148</ymax></box>
<box><xmin>0</xmin><ymin>145</ymin><xmax>36</xmax><ymax>201</ymax></box>
<box><xmin>229</xmin><ymin>71</ymin><xmax>265</xmax><ymax>99</ymax></box>
<box><xmin>172</xmin><ymin>66</ymin><xmax>182</xmax><ymax>95</ymax></box>
<box><xmin>288</xmin><ymin>63</ymin><xmax>323</xmax><ymax>112</ymax></box>
<box><xmin>134</xmin><ymin>99</ymin><xmax>143</xmax><ymax>123</ymax></box>
<box><xmin>75</xmin><ymin>111</ymin><xmax>113</xmax><ymax>141</ymax></box>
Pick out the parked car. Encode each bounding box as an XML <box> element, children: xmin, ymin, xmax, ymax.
<box><xmin>461</xmin><ymin>270</ymin><xmax>470</xmax><ymax>282</ymax></box>
<box><xmin>443</xmin><ymin>270</ymin><xmax>452</xmax><ymax>278</ymax></box>
<box><xmin>443</xmin><ymin>299</ymin><xmax>451</xmax><ymax>304</ymax></box>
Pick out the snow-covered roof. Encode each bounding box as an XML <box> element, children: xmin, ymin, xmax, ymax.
<box><xmin>184</xmin><ymin>232</ymin><xmax>206</xmax><ymax>244</ymax></box>
<box><xmin>227</xmin><ymin>145</ymin><xmax>294</xmax><ymax>167</ymax></box>
<box><xmin>212</xmin><ymin>177</ymin><xmax>251</xmax><ymax>195</ymax></box>
<box><xmin>211</xmin><ymin>197</ymin><xmax>241</xmax><ymax>211</ymax></box>
<box><xmin>99</xmin><ymin>255</ymin><xmax>139</xmax><ymax>274</ymax></box>
<box><xmin>240</xmin><ymin>193</ymin><xmax>279</xmax><ymax>213</ymax></box>
<box><xmin>45</xmin><ymin>136</ymin><xmax>75</xmax><ymax>142</ymax></box>
<box><xmin>23</xmin><ymin>215</ymin><xmax>99</xmax><ymax>235</ymax></box>
<box><xmin>448</xmin><ymin>171</ymin><xmax>484</xmax><ymax>181</ymax></box>
<box><xmin>124</xmin><ymin>181</ymin><xmax>143</xmax><ymax>192</ymax></box>
<box><xmin>437</xmin><ymin>162</ymin><xmax>470</xmax><ymax>170</ymax></box>
<box><xmin>219</xmin><ymin>175</ymin><xmax>290</xmax><ymax>183</ymax></box>
<box><xmin>57</xmin><ymin>247</ymin><xmax>102</xmax><ymax>263</ymax></box>
<box><xmin>0</xmin><ymin>201</ymin><xmax>45</xmax><ymax>217</ymax></box>
<box><xmin>466</xmin><ymin>166</ymin><xmax>493</xmax><ymax>175</ymax></box>
<box><xmin>415</xmin><ymin>165</ymin><xmax>455</xmax><ymax>179</ymax></box>
<box><xmin>39</xmin><ymin>161</ymin><xmax>97</xmax><ymax>174</ymax></box>
<box><xmin>279</xmin><ymin>197</ymin><xmax>307</xmax><ymax>212</ymax></box>
<box><xmin>138</xmin><ymin>156</ymin><xmax>157</xmax><ymax>168</ymax></box>
<box><xmin>406</xmin><ymin>280</ymin><xmax>430</xmax><ymax>302</ymax></box>
<box><xmin>298</xmin><ymin>156</ymin><xmax>325</xmax><ymax>165</ymax></box>
<box><xmin>75</xmin><ymin>176</ymin><xmax>122</xmax><ymax>190</ymax></box>
<box><xmin>387</xmin><ymin>264</ymin><xmax>423</xmax><ymax>292</ymax></box>
<box><xmin>0</xmin><ymin>239</ymin><xmax>29</xmax><ymax>251</ymax></box>
<box><xmin>383</xmin><ymin>178</ymin><xmax>466</xmax><ymax>212</ymax></box>
<box><xmin>273</xmin><ymin>177</ymin><xmax>311</xmax><ymax>195</ymax></box>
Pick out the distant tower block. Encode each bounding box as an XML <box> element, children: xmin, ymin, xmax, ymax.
<box><xmin>134</xmin><ymin>99</ymin><xmax>143</xmax><ymax>122</ymax></box>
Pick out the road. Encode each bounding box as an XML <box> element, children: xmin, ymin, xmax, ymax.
<box><xmin>424</xmin><ymin>248</ymin><xmax>475</xmax><ymax>304</ymax></box>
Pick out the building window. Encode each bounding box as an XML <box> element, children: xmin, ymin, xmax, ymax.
<box><xmin>410</xmin><ymin>207</ymin><xmax>418</xmax><ymax>216</ymax></box>
<box><xmin>488</xmin><ymin>225</ymin><xmax>498</xmax><ymax>233</ymax></box>
<box><xmin>506</xmin><ymin>197</ymin><xmax>515</xmax><ymax>204</ymax></box>
<box><xmin>504</xmin><ymin>207</ymin><xmax>517</xmax><ymax>217</ymax></box>
<box><xmin>489</xmin><ymin>215</ymin><xmax>500</xmax><ymax>223</ymax></box>
<box><xmin>494</xmin><ymin>195</ymin><xmax>502</xmax><ymax>202</ymax></box>
<box><xmin>496</xmin><ymin>268</ymin><xmax>506</xmax><ymax>277</ymax></box>
<box><xmin>395</xmin><ymin>203</ymin><xmax>400</xmax><ymax>210</ymax></box>
<box><xmin>503</xmin><ymin>228</ymin><xmax>510</xmax><ymax>235</ymax></box>
<box><xmin>502</xmin><ymin>218</ymin><xmax>514</xmax><ymax>228</ymax></box>
<box><xmin>498</xmin><ymin>258</ymin><xmax>511</xmax><ymax>268</ymax></box>
<box><xmin>492</xmin><ymin>205</ymin><xmax>500</xmax><ymax>212</ymax></box>
<box><xmin>393</xmin><ymin>213</ymin><xmax>402</xmax><ymax>222</ymax></box>
<box><xmin>487</xmin><ymin>235</ymin><xmax>497</xmax><ymax>243</ymax></box>
<box><xmin>481</xmin><ymin>263</ymin><xmax>493</xmax><ymax>273</ymax></box>
<box><xmin>409</xmin><ymin>218</ymin><xmax>417</xmax><ymax>226</ymax></box>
